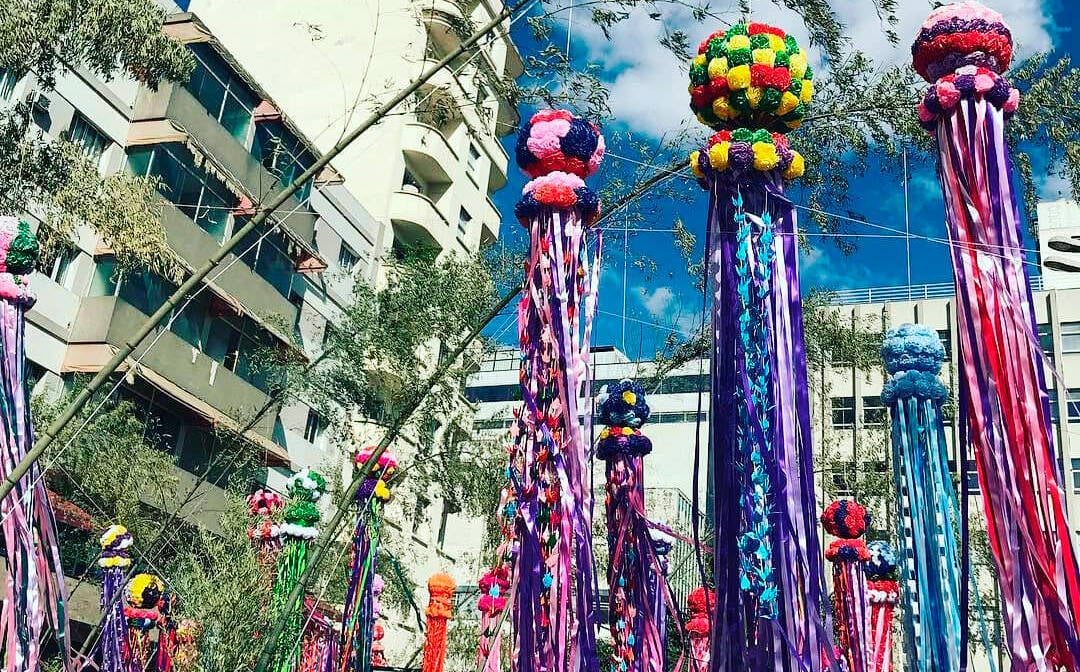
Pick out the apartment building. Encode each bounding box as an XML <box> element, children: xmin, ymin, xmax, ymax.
<box><xmin>177</xmin><ymin>0</ymin><xmax>524</xmax><ymax>655</ymax></box>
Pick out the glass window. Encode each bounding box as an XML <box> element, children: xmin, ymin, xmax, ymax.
<box><xmin>184</xmin><ymin>43</ymin><xmax>258</xmax><ymax>142</ymax></box>
<box><xmin>1069</xmin><ymin>389</ymin><xmax>1080</xmax><ymax>423</ymax></box>
<box><xmin>129</xmin><ymin>144</ymin><xmax>233</xmax><ymax>242</ymax></box>
<box><xmin>252</xmin><ymin>121</ymin><xmax>315</xmax><ymax>202</ymax></box>
<box><xmin>936</xmin><ymin>329</ymin><xmax>951</xmax><ymax>361</ymax></box>
<box><xmin>89</xmin><ymin>257</ymin><xmax>119</xmax><ymax>296</ymax></box>
<box><xmin>0</xmin><ymin>68</ymin><xmax>17</xmax><ymax>100</ymax></box>
<box><xmin>237</xmin><ymin>219</ymin><xmax>294</xmax><ymax>297</ymax></box>
<box><xmin>1072</xmin><ymin>458</ymin><xmax>1080</xmax><ymax>495</ymax></box>
<box><xmin>965</xmin><ymin>459</ymin><xmax>980</xmax><ymax>493</ymax></box>
<box><xmin>303</xmin><ymin>408</ymin><xmax>324</xmax><ymax>443</ymax></box>
<box><xmin>1038</xmin><ymin>323</ymin><xmax>1054</xmax><ymax>359</ymax></box>
<box><xmin>67</xmin><ymin>112</ymin><xmax>108</xmax><ymax>167</ymax></box>
<box><xmin>467</xmin><ymin>143</ymin><xmax>481</xmax><ymax>174</ymax></box>
<box><xmin>831</xmin><ymin>396</ymin><xmax>855</xmax><ymax>429</ymax></box>
<box><xmin>1062</xmin><ymin>322</ymin><xmax>1080</xmax><ymax>354</ymax></box>
<box><xmin>458</xmin><ymin>207</ymin><xmax>472</xmax><ymax>239</ymax></box>
<box><xmin>39</xmin><ymin>245</ymin><xmax>79</xmax><ymax>289</ymax></box>
<box><xmin>862</xmin><ymin>395</ymin><xmax>887</xmax><ymax>427</ymax></box>
<box><xmin>338</xmin><ymin>244</ymin><xmax>359</xmax><ymax>273</ymax></box>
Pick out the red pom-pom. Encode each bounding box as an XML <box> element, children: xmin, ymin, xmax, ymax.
<box><xmin>530</xmin><ymin>109</ymin><xmax>574</xmax><ymax>124</ymax></box>
<box><xmin>747</xmin><ymin>22</ymin><xmax>785</xmax><ymax>38</ymax></box>
<box><xmin>687</xmin><ymin>586</ymin><xmax>715</xmax><ymax>614</ymax></box>
<box><xmin>698</xmin><ymin>30</ymin><xmax>726</xmax><ymax>54</ymax></box>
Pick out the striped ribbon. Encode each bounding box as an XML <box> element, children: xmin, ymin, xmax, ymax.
<box><xmin>0</xmin><ymin>294</ymin><xmax>72</xmax><ymax>672</ymax></box>
<box><xmin>338</xmin><ymin>497</ymin><xmax>381</xmax><ymax>672</ymax></box>
<box><xmin>935</xmin><ymin>96</ymin><xmax>1080</xmax><ymax>669</ymax></box>
<box><xmin>507</xmin><ymin>206</ymin><xmax>602</xmax><ymax>672</ymax></box>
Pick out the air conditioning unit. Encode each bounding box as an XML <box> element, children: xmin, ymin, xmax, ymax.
<box><xmin>25</xmin><ymin>91</ymin><xmax>50</xmax><ymax>114</ymax></box>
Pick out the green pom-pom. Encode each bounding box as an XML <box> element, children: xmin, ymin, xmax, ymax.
<box><xmin>788</xmin><ymin>78</ymin><xmax>802</xmax><ymax>96</ymax></box>
<box><xmin>751</xmin><ymin>129</ymin><xmax>772</xmax><ymax>144</ymax></box>
<box><xmin>726</xmin><ymin>47</ymin><xmax>752</xmax><ymax>67</ymax></box>
<box><xmin>726</xmin><ymin>22</ymin><xmax>747</xmax><ymax>36</ymax></box>
<box><xmin>732</xmin><ymin>127</ymin><xmax>754</xmax><ymax>142</ymax></box>
<box><xmin>6</xmin><ymin>221</ymin><xmax>38</xmax><ymax>276</ymax></box>
<box><xmin>285</xmin><ymin>500</ymin><xmax>321</xmax><ymax>526</ymax></box>
<box><xmin>804</xmin><ymin>66</ymin><xmax>813</xmax><ymax>81</ymax></box>
<box><xmin>696</xmin><ymin>106</ymin><xmax>719</xmax><ymax>126</ymax></box>
<box><xmin>705</xmin><ymin>38</ymin><xmax>726</xmax><ymax>60</ymax></box>
<box><xmin>784</xmin><ymin>35</ymin><xmax>798</xmax><ymax>53</ymax></box>
<box><xmin>781</xmin><ymin>103</ymin><xmax>805</xmax><ymax>122</ymax></box>
<box><xmin>774</xmin><ymin>50</ymin><xmax>790</xmax><ymax>67</ymax></box>
<box><xmin>759</xmin><ymin>88</ymin><xmax>783</xmax><ymax>112</ymax></box>
<box><xmin>749</xmin><ymin>33</ymin><xmax>770</xmax><ymax>49</ymax></box>
<box><xmin>690</xmin><ymin>63</ymin><xmax>709</xmax><ymax>85</ymax></box>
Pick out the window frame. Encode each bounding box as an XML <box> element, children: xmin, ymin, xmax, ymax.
<box><xmin>831</xmin><ymin>396</ymin><xmax>855</xmax><ymax>429</ymax></box>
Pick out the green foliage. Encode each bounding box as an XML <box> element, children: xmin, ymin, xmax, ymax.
<box><xmin>0</xmin><ymin>0</ymin><xmax>193</xmax><ymax>89</ymax></box>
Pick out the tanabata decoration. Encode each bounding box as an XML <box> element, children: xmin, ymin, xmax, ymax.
<box><xmin>502</xmin><ymin>109</ymin><xmax>604</xmax><ymax>672</ymax></box>
<box><xmin>597</xmin><ymin>380</ymin><xmax>663</xmax><ymax>672</ymax></box>
<box><xmin>880</xmin><ymin>324</ymin><xmax>961</xmax><ymax>672</ymax></box>
<box><xmin>685</xmin><ymin>587</ymin><xmax>714</xmax><ymax>671</ymax></box>
<box><xmin>248</xmin><ymin>488</ymin><xmax>285</xmax><ymax>563</ymax></box>
<box><xmin>913</xmin><ymin>3</ymin><xmax>1080</xmax><ymax>668</ymax></box>
<box><xmin>271</xmin><ymin>468</ymin><xmax>327</xmax><ymax>672</ymax></box>
<box><xmin>371</xmin><ymin>576</ymin><xmax>387</xmax><ymax>667</ymax></box>
<box><xmin>476</xmin><ymin>567</ymin><xmax>509</xmax><ymax>672</ymax></box>
<box><xmin>340</xmin><ymin>447</ymin><xmax>396</xmax><ymax>672</ymax></box>
<box><xmin>864</xmin><ymin>542</ymin><xmax>901</xmax><ymax>672</ymax></box>
<box><xmin>822</xmin><ymin>500</ymin><xmax>871</xmax><ymax>672</ymax></box>
<box><xmin>686</xmin><ymin>23</ymin><xmax>832</xmax><ymax>670</ymax></box>
<box><xmin>125</xmin><ymin>573</ymin><xmax>165</xmax><ymax>670</ymax></box>
<box><xmin>648</xmin><ymin>529</ymin><xmax>674</xmax><ymax>672</ymax></box>
<box><xmin>300</xmin><ymin>597</ymin><xmax>340</xmax><ymax>672</ymax></box>
<box><xmin>0</xmin><ymin>216</ymin><xmax>72</xmax><ymax>672</ymax></box>
<box><xmin>96</xmin><ymin>525</ymin><xmax>134</xmax><ymax>672</ymax></box>
<box><xmin>421</xmin><ymin>573</ymin><xmax>456</xmax><ymax>672</ymax></box>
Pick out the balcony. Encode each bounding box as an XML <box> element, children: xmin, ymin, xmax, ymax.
<box><xmin>402</xmin><ymin>122</ymin><xmax>457</xmax><ymax>185</ymax></box>
<box><xmin>128</xmin><ymin>81</ymin><xmax>317</xmax><ymax>245</ymax></box>
<box><xmin>63</xmin><ymin>296</ymin><xmax>289</xmax><ymax>466</ymax></box>
<box><xmin>160</xmin><ymin>201</ymin><xmax>299</xmax><ymax>333</ymax></box>
<box><xmin>389</xmin><ymin>189</ymin><xmax>451</xmax><ymax>251</ymax></box>
<box><xmin>422</xmin><ymin>0</ymin><xmax>467</xmax><ymax>54</ymax></box>
<box><xmin>481</xmin><ymin>195</ymin><xmax>501</xmax><ymax>245</ymax></box>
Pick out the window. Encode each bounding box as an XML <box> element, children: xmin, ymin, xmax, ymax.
<box><xmin>66</xmin><ymin>112</ymin><xmax>108</xmax><ymax>166</ymax></box>
<box><xmin>1069</xmin><ymin>389</ymin><xmax>1080</xmax><ymax>423</ymax></box>
<box><xmin>128</xmin><ymin>144</ymin><xmax>233</xmax><ymax>242</ymax></box>
<box><xmin>252</xmin><ymin>121</ymin><xmax>315</xmax><ymax>202</ymax></box>
<box><xmin>338</xmin><ymin>244</ymin><xmax>359</xmax><ymax>273</ymax></box>
<box><xmin>437</xmin><ymin>500</ymin><xmax>459</xmax><ymax>548</ymax></box>
<box><xmin>831</xmin><ymin>397</ymin><xmax>855</xmax><ymax>429</ymax></box>
<box><xmin>0</xmin><ymin>68</ymin><xmax>17</xmax><ymax>100</ymax></box>
<box><xmin>458</xmin><ymin>207</ymin><xmax>472</xmax><ymax>239</ymax></box>
<box><xmin>89</xmin><ymin>257</ymin><xmax>119</xmax><ymax>296</ymax></box>
<box><xmin>936</xmin><ymin>329</ymin><xmax>951</xmax><ymax>361</ymax></box>
<box><xmin>964</xmin><ymin>459</ymin><xmax>980</xmax><ymax>493</ymax></box>
<box><xmin>466</xmin><ymin>143</ymin><xmax>481</xmax><ymax>175</ymax></box>
<box><xmin>1038</xmin><ymin>324</ymin><xmax>1054</xmax><ymax>359</ymax></box>
<box><xmin>1072</xmin><ymin>459</ymin><xmax>1080</xmax><ymax>495</ymax></box>
<box><xmin>236</xmin><ymin>219</ymin><xmax>296</xmax><ymax>298</ymax></box>
<box><xmin>830</xmin><ymin>462</ymin><xmax>854</xmax><ymax>497</ymax></box>
<box><xmin>862</xmin><ymin>395</ymin><xmax>887</xmax><ymax>427</ymax></box>
<box><xmin>411</xmin><ymin>496</ymin><xmax>430</xmax><ymax>535</ymax></box>
<box><xmin>184</xmin><ymin>43</ymin><xmax>258</xmax><ymax>141</ymax></box>
<box><xmin>1062</xmin><ymin>322</ymin><xmax>1080</xmax><ymax>354</ymax></box>
<box><xmin>303</xmin><ymin>408</ymin><xmax>324</xmax><ymax>444</ymax></box>
<box><xmin>40</xmin><ymin>245</ymin><xmax>78</xmax><ymax>289</ymax></box>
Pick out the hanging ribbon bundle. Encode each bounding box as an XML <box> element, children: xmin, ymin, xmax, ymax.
<box><xmin>339</xmin><ymin>447</ymin><xmax>396</xmax><ymax>672</ymax></box>
<box><xmin>96</xmin><ymin>525</ymin><xmax>134</xmax><ymax>672</ymax></box>
<box><xmin>879</xmin><ymin>324</ymin><xmax>961</xmax><ymax>671</ymax></box>
<box><xmin>421</xmin><ymin>573</ymin><xmax>456</xmax><ymax>672</ymax></box>
<box><xmin>501</xmin><ymin>109</ymin><xmax>604</xmax><ymax>672</ymax></box>
<box><xmin>647</xmin><ymin>529</ymin><xmax>674</xmax><ymax>671</ymax></box>
<box><xmin>271</xmin><ymin>468</ymin><xmax>327</xmax><ymax>672</ymax></box>
<box><xmin>248</xmin><ymin>488</ymin><xmax>285</xmax><ymax>565</ymax></box>
<box><xmin>476</xmin><ymin>567</ymin><xmax>509</xmax><ymax>672</ymax></box>
<box><xmin>596</xmin><ymin>380</ymin><xmax>662</xmax><ymax>672</ymax></box>
<box><xmin>685</xmin><ymin>587</ymin><xmax>714</xmax><ymax>671</ymax></box>
<box><xmin>299</xmin><ymin>597</ymin><xmax>340</xmax><ymax>672</ymax></box>
<box><xmin>686</xmin><ymin>23</ymin><xmax>832</xmax><ymax>670</ymax></box>
<box><xmin>821</xmin><ymin>500</ymin><xmax>871</xmax><ymax>672</ymax></box>
<box><xmin>371</xmin><ymin>576</ymin><xmax>387</xmax><ymax>667</ymax></box>
<box><xmin>864</xmin><ymin>542</ymin><xmax>900</xmax><ymax>672</ymax></box>
<box><xmin>913</xmin><ymin>3</ymin><xmax>1080</xmax><ymax>668</ymax></box>
<box><xmin>0</xmin><ymin>216</ymin><xmax>72</xmax><ymax>671</ymax></box>
<box><xmin>124</xmin><ymin>573</ymin><xmax>165</xmax><ymax>670</ymax></box>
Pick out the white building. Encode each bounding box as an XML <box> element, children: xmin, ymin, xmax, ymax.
<box><xmin>1038</xmin><ymin>199</ymin><xmax>1080</xmax><ymax>288</ymax></box>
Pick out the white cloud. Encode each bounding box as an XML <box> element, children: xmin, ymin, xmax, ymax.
<box><xmin>640</xmin><ymin>285</ymin><xmax>675</xmax><ymax>317</ymax></box>
<box><xmin>568</xmin><ymin>0</ymin><xmax>1058</xmax><ymax>138</ymax></box>
<box><xmin>632</xmin><ymin>284</ymin><xmax>702</xmax><ymax>334</ymax></box>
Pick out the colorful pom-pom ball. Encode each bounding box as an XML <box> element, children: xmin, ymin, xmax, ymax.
<box><xmin>865</xmin><ymin>541</ymin><xmax>899</xmax><ymax>579</ymax></box>
<box><xmin>912</xmin><ymin>2</ymin><xmax>1014</xmax><ymax>82</ymax></box>
<box><xmin>821</xmin><ymin>499</ymin><xmax>870</xmax><ymax>539</ymax></box>
<box><xmin>515</xmin><ymin>109</ymin><xmax>604</xmax><ymax>179</ymax></box>
<box><xmin>597</xmin><ymin>379</ymin><xmax>651</xmax><ymax>428</ymax></box>
<box><xmin>689</xmin><ymin>22</ymin><xmax>812</xmax><ymax>132</ymax></box>
<box><xmin>0</xmin><ymin>216</ymin><xmax>39</xmax><ymax>276</ymax></box>
<box><xmin>881</xmin><ymin>323</ymin><xmax>946</xmax><ymax>375</ymax></box>
<box><xmin>687</xmin><ymin>586</ymin><xmax>715</xmax><ymax>614</ymax></box>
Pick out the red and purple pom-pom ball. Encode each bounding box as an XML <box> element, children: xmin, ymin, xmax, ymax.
<box><xmin>912</xmin><ymin>1</ymin><xmax>1013</xmax><ymax>83</ymax></box>
<box><xmin>515</xmin><ymin>109</ymin><xmax>605</xmax><ymax>179</ymax></box>
<box><xmin>821</xmin><ymin>499</ymin><xmax>870</xmax><ymax>539</ymax></box>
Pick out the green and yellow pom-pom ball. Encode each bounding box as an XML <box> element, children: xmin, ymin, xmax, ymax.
<box><xmin>688</xmin><ymin>22</ymin><xmax>813</xmax><ymax>132</ymax></box>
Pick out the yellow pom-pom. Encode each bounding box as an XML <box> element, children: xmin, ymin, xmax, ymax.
<box><xmin>789</xmin><ymin>52</ymin><xmax>808</xmax><ymax>79</ymax></box>
<box><xmin>599</xmin><ymin>427</ymin><xmax>610</xmax><ymax>440</ymax></box>
<box><xmin>708</xmin><ymin>142</ymin><xmax>730</xmax><ymax>170</ymax></box>
<box><xmin>752</xmin><ymin>49</ymin><xmax>775</xmax><ymax>66</ymax></box>
<box><xmin>727</xmin><ymin>34</ymin><xmax>751</xmax><ymax>50</ymax></box>
<box><xmin>374</xmin><ymin>479</ymin><xmax>391</xmax><ymax>501</ymax></box>
<box><xmin>692</xmin><ymin>54</ymin><xmax>707</xmax><ymax>69</ymax></box>
<box><xmin>777</xmin><ymin>91</ymin><xmax>800</xmax><ymax>116</ymax></box>
<box><xmin>726</xmin><ymin>64</ymin><xmax>751</xmax><ymax>90</ymax></box>
<box><xmin>622</xmin><ymin>390</ymin><xmax>637</xmax><ymax>405</ymax></box>
<box><xmin>707</xmin><ymin>56</ymin><xmax>728</xmax><ymax>80</ymax></box>
<box><xmin>766</xmin><ymin>34</ymin><xmax>785</xmax><ymax>52</ymax></box>
<box><xmin>690</xmin><ymin>151</ymin><xmax>704</xmax><ymax>179</ymax></box>
<box><xmin>800</xmin><ymin>79</ymin><xmax>814</xmax><ymax>103</ymax></box>
<box><xmin>746</xmin><ymin>86</ymin><xmax>763</xmax><ymax>109</ymax></box>
<box><xmin>752</xmin><ymin>142</ymin><xmax>780</xmax><ymax>171</ymax></box>
<box><xmin>782</xmin><ymin>152</ymin><xmax>805</xmax><ymax>180</ymax></box>
<box><xmin>621</xmin><ymin>426</ymin><xmax>633</xmax><ymax>436</ymax></box>
<box><xmin>712</xmin><ymin>98</ymin><xmax>735</xmax><ymax>120</ymax></box>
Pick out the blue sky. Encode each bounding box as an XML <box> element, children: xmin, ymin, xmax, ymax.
<box><xmin>486</xmin><ymin>0</ymin><xmax>1077</xmax><ymax>358</ymax></box>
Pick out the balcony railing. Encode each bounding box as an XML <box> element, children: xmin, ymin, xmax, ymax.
<box><xmin>827</xmin><ymin>275</ymin><xmax>1045</xmax><ymax>306</ymax></box>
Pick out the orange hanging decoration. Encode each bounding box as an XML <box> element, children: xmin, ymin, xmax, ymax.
<box><xmin>421</xmin><ymin>572</ymin><xmax>456</xmax><ymax>672</ymax></box>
